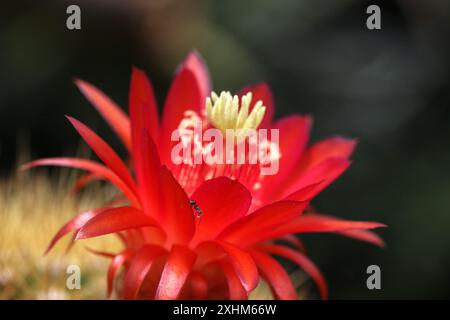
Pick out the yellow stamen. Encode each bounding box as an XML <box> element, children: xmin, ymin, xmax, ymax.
<box><xmin>206</xmin><ymin>91</ymin><xmax>266</xmax><ymax>134</ymax></box>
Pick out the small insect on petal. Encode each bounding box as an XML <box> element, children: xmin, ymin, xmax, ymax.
<box><xmin>189</xmin><ymin>200</ymin><xmax>203</xmax><ymax>218</ymax></box>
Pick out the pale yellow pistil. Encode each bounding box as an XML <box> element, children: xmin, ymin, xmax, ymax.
<box><xmin>206</xmin><ymin>91</ymin><xmax>266</xmax><ymax>136</ymax></box>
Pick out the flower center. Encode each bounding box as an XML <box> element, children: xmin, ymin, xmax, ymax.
<box><xmin>205</xmin><ymin>91</ymin><xmax>266</xmax><ymax>134</ymax></box>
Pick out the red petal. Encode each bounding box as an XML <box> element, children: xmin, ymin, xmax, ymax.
<box><xmin>200</xmin><ymin>262</ymin><xmax>228</xmax><ymax>299</ymax></box>
<box><xmin>76</xmin><ymin>206</ymin><xmax>160</xmax><ymax>240</ymax></box>
<box><xmin>278</xmin><ymin>235</ymin><xmax>307</xmax><ymax>253</ymax></box>
<box><xmin>23</xmin><ymin>158</ymin><xmax>140</xmax><ymax>206</ymax></box>
<box><xmin>284</xmin><ymin>181</ymin><xmax>324</xmax><ymax>202</ymax></box>
<box><xmin>273</xmin><ymin>115</ymin><xmax>312</xmax><ymax>171</ymax></box>
<box><xmin>128</xmin><ymin>68</ymin><xmax>162</xmax><ymax>217</ymax></box>
<box><xmin>218</xmin><ymin>200</ymin><xmax>308</xmax><ymax>248</ymax></box>
<box><xmin>297</xmin><ymin>137</ymin><xmax>356</xmax><ymax>174</ymax></box>
<box><xmin>159</xmin><ymin>67</ymin><xmax>202</xmax><ymax>164</ymax></box>
<box><xmin>219</xmin><ymin>260</ymin><xmax>248</xmax><ymax>300</ymax></box>
<box><xmin>265</xmin><ymin>214</ymin><xmax>386</xmax><ymax>243</ymax></box>
<box><xmin>280</xmin><ymin>214</ymin><xmax>386</xmax><ymax>233</ymax></box>
<box><xmin>182</xmin><ymin>51</ymin><xmax>211</xmax><ymax>101</ymax></box>
<box><xmin>132</xmin><ymin>130</ymin><xmax>161</xmax><ymax>218</ymax></box>
<box><xmin>258</xmin><ymin>115</ymin><xmax>312</xmax><ymax>203</ymax></box>
<box><xmin>129</xmin><ymin>66</ymin><xmax>159</xmax><ymax>141</ymax></box>
<box><xmin>140</xmin><ymin>227</ymin><xmax>167</xmax><ymax>247</ymax></box>
<box><xmin>84</xmin><ymin>247</ymin><xmax>115</xmax><ymax>259</ymax></box>
<box><xmin>239</xmin><ymin>83</ymin><xmax>274</xmax><ymax>129</ymax></box>
<box><xmin>158</xmin><ymin>166</ymin><xmax>195</xmax><ymax>245</ymax></box>
<box><xmin>189</xmin><ymin>271</ymin><xmax>208</xmax><ymax>300</ymax></box>
<box><xmin>71</xmin><ymin>172</ymin><xmax>100</xmax><ymax>194</ymax></box>
<box><xmin>107</xmin><ymin>250</ymin><xmax>134</xmax><ymax>298</ymax></box>
<box><xmin>282</xmin><ymin>157</ymin><xmax>351</xmax><ymax>200</ymax></box>
<box><xmin>281</xmin><ymin>137</ymin><xmax>356</xmax><ymax>197</ymax></box>
<box><xmin>74</xmin><ymin>79</ymin><xmax>131</xmax><ymax>150</ymax></box>
<box><xmin>250</xmin><ymin>250</ymin><xmax>298</xmax><ymax>300</ymax></box>
<box><xmin>190</xmin><ymin>177</ymin><xmax>252</xmax><ymax>245</ymax></box>
<box><xmin>214</xmin><ymin>241</ymin><xmax>259</xmax><ymax>292</ymax></box>
<box><xmin>44</xmin><ymin>208</ymin><xmax>104</xmax><ymax>255</ymax></box>
<box><xmin>66</xmin><ymin>116</ymin><xmax>136</xmax><ymax>194</ymax></box>
<box><xmin>262</xmin><ymin>244</ymin><xmax>328</xmax><ymax>299</ymax></box>
<box><xmin>155</xmin><ymin>245</ymin><xmax>197</xmax><ymax>300</ymax></box>
<box><xmin>309</xmin><ymin>214</ymin><xmax>385</xmax><ymax>247</ymax></box>
<box><xmin>336</xmin><ymin>229</ymin><xmax>385</xmax><ymax>247</ymax></box>
<box><xmin>125</xmin><ymin>229</ymin><xmax>146</xmax><ymax>249</ymax></box>
<box><xmin>122</xmin><ymin>244</ymin><xmax>166</xmax><ymax>299</ymax></box>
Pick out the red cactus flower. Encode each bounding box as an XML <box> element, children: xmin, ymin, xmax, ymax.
<box><xmin>25</xmin><ymin>51</ymin><xmax>385</xmax><ymax>299</ymax></box>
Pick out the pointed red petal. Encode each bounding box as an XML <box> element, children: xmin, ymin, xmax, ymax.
<box><xmin>74</xmin><ymin>79</ymin><xmax>131</xmax><ymax>150</ymax></box>
<box><xmin>158</xmin><ymin>166</ymin><xmax>195</xmax><ymax>244</ymax></box>
<box><xmin>76</xmin><ymin>206</ymin><xmax>160</xmax><ymax>240</ymax></box>
<box><xmin>297</xmin><ymin>136</ymin><xmax>357</xmax><ymax>174</ymax></box>
<box><xmin>107</xmin><ymin>249</ymin><xmax>134</xmax><ymax>298</ymax></box>
<box><xmin>250</xmin><ymin>250</ymin><xmax>298</xmax><ymax>300</ymax></box>
<box><xmin>274</xmin><ymin>115</ymin><xmax>312</xmax><ymax>171</ymax></box>
<box><xmin>279</xmin><ymin>235</ymin><xmax>307</xmax><ymax>253</ymax></box>
<box><xmin>132</xmin><ymin>130</ymin><xmax>161</xmax><ymax>218</ymax></box>
<box><xmin>219</xmin><ymin>200</ymin><xmax>308</xmax><ymax>248</ymax></box>
<box><xmin>128</xmin><ymin>68</ymin><xmax>162</xmax><ymax>217</ymax></box>
<box><xmin>214</xmin><ymin>241</ymin><xmax>259</xmax><ymax>292</ymax></box>
<box><xmin>159</xmin><ymin>68</ymin><xmax>202</xmax><ymax>164</ymax></box>
<box><xmin>190</xmin><ymin>177</ymin><xmax>252</xmax><ymax>245</ymax></box>
<box><xmin>336</xmin><ymin>229</ymin><xmax>385</xmax><ymax>247</ymax></box>
<box><xmin>276</xmin><ymin>214</ymin><xmax>386</xmax><ymax>234</ymax></box>
<box><xmin>307</xmin><ymin>214</ymin><xmax>385</xmax><ymax>247</ymax></box>
<box><xmin>282</xmin><ymin>157</ymin><xmax>351</xmax><ymax>200</ymax></box>
<box><xmin>182</xmin><ymin>51</ymin><xmax>211</xmax><ymax>101</ymax></box>
<box><xmin>66</xmin><ymin>116</ymin><xmax>136</xmax><ymax>193</ymax></box>
<box><xmin>129</xmin><ymin>66</ymin><xmax>159</xmax><ymax>141</ymax></box>
<box><xmin>263</xmin><ymin>214</ymin><xmax>386</xmax><ymax>244</ymax></box>
<box><xmin>239</xmin><ymin>83</ymin><xmax>274</xmax><ymax>129</ymax></box>
<box><xmin>284</xmin><ymin>181</ymin><xmax>324</xmax><ymax>202</ymax></box>
<box><xmin>280</xmin><ymin>137</ymin><xmax>356</xmax><ymax>198</ymax></box>
<box><xmin>122</xmin><ymin>244</ymin><xmax>166</xmax><ymax>299</ymax></box>
<box><xmin>155</xmin><ymin>245</ymin><xmax>197</xmax><ymax>300</ymax></box>
<box><xmin>258</xmin><ymin>115</ymin><xmax>312</xmax><ymax>203</ymax></box>
<box><xmin>44</xmin><ymin>208</ymin><xmax>104</xmax><ymax>255</ymax></box>
<box><xmin>71</xmin><ymin>172</ymin><xmax>100</xmax><ymax>194</ymax></box>
<box><xmin>262</xmin><ymin>244</ymin><xmax>328</xmax><ymax>299</ymax></box>
<box><xmin>23</xmin><ymin>158</ymin><xmax>140</xmax><ymax>206</ymax></box>
<box><xmin>84</xmin><ymin>247</ymin><xmax>115</xmax><ymax>259</ymax></box>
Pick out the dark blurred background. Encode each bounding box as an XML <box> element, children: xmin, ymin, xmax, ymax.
<box><xmin>1</xmin><ymin>0</ymin><xmax>450</xmax><ymax>298</ymax></box>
